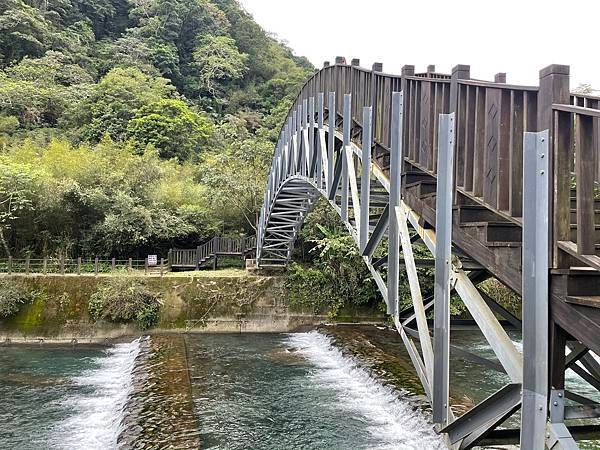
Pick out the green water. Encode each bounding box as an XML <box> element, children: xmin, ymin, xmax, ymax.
<box><xmin>1</xmin><ymin>329</ymin><xmax>598</xmax><ymax>449</ymax></box>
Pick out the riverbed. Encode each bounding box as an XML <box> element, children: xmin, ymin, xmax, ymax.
<box><xmin>1</xmin><ymin>327</ymin><xmax>598</xmax><ymax>449</ymax></box>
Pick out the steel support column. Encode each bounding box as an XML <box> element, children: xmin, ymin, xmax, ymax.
<box><xmin>387</xmin><ymin>91</ymin><xmax>403</xmax><ymax>316</ymax></box>
<box><xmin>341</xmin><ymin>94</ymin><xmax>351</xmax><ymax>221</ymax></box>
<box><xmin>520</xmin><ymin>129</ymin><xmax>551</xmax><ymax>449</ymax></box>
<box><xmin>433</xmin><ymin>112</ymin><xmax>455</xmax><ymax>426</ymax></box>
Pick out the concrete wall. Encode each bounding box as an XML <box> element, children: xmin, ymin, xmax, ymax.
<box><xmin>0</xmin><ymin>274</ymin><xmax>386</xmax><ymax>342</ymax></box>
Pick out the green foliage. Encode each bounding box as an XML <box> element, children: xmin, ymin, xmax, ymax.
<box><xmin>78</xmin><ymin>67</ymin><xmax>175</xmax><ymax>141</ymax></box>
<box><xmin>192</xmin><ymin>34</ymin><xmax>247</xmax><ymax>95</ymax></box>
<box><xmin>0</xmin><ymin>278</ymin><xmax>35</xmax><ymax>318</ymax></box>
<box><xmin>0</xmin><ymin>115</ymin><xmax>19</xmax><ymax>135</ymax></box>
<box><xmin>200</xmin><ymin>116</ymin><xmax>273</xmax><ymax>232</ymax></box>
<box><xmin>1</xmin><ymin>138</ymin><xmax>217</xmax><ymax>258</ymax></box>
<box><xmin>128</xmin><ymin>99</ymin><xmax>213</xmax><ymax>160</ymax></box>
<box><xmin>287</xmin><ymin>226</ymin><xmax>380</xmax><ymax>318</ymax></box>
<box><xmin>0</xmin><ymin>0</ymin><xmax>313</xmax><ymax>259</ymax></box>
<box><xmin>89</xmin><ymin>277</ymin><xmax>161</xmax><ymax>329</ymax></box>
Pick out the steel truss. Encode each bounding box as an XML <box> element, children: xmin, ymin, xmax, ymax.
<box><xmin>257</xmin><ymin>88</ymin><xmax>587</xmax><ymax>448</ymax></box>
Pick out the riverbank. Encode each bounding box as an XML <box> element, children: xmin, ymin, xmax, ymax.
<box><xmin>0</xmin><ymin>272</ymin><xmax>386</xmax><ymax>342</ymax></box>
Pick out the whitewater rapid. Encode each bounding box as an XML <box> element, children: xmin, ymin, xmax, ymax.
<box><xmin>50</xmin><ymin>338</ymin><xmax>142</xmax><ymax>450</ymax></box>
<box><xmin>287</xmin><ymin>331</ymin><xmax>446</xmax><ymax>450</ymax></box>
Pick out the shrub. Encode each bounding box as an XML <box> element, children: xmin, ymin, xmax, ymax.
<box><xmin>0</xmin><ymin>278</ymin><xmax>35</xmax><ymax>318</ymax></box>
<box><xmin>89</xmin><ymin>277</ymin><xmax>161</xmax><ymax>330</ymax></box>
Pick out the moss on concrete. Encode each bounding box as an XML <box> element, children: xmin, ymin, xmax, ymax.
<box><xmin>0</xmin><ymin>272</ymin><xmax>386</xmax><ymax>340</ymax></box>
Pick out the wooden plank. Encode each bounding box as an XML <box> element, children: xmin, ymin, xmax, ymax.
<box><xmin>473</xmin><ymin>87</ymin><xmax>485</xmax><ymax>197</ymax></box>
<box><xmin>464</xmin><ymin>85</ymin><xmax>476</xmax><ymax>192</ymax></box>
<box><xmin>576</xmin><ymin>113</ymin><xmax>596</xmax><ymax>255</ymax></box>
<box><xmin>455</xmin><ymin>84</ymin><xmax>467</xmax><ymax>187</ymax></box>
<box><xmin>553</xmin><ymin>103</ymin><xmax>600</xmax><ymax>118</ymax></box>
<box><xmin>554</xmin><ymin>111</ymin><xmax>574</xmax><ymax>268</ymax></box>
<box><xmin>419</xmin><ymin>80</ymin><xmax>434</xmax><ymax>170</ymax></box>
<box><xmin>509</xmin><ymin>90</ymin><xmax>524</xmax><ymax>217</ymax></box>
<box><xmin>497</xmin><ymin>90</ymin><xmax>511</xmax><ymax>211</ymax></box>
<box><xmin>484</xmin><ymin>88</ymin><xmax>500</xmax><ymax>208</ymax></box>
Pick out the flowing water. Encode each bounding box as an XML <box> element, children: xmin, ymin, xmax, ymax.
<box><xmin>1</xmin><ymin>327</ymin><xmax>599</xmax><ymax>449</ymax></box>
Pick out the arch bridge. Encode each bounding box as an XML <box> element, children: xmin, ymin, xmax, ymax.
<box><xmin>257</xmin><ymin>58</ymin><xmax>600</xmax><ymax>448</ymax></box>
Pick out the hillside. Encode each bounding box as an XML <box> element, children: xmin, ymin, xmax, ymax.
<box><xmin>0</xmin><ymin>0</ymin><xmax>313</xmax><ymax>258</ymax></box>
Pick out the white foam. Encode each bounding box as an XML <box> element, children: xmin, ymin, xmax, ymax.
<box><xmin>287</xmin><ymin>331</ymin><xmax>446</xmax><ymax>450</ymax></box>
<box><xmin>50</xmin><ymin>338</ymin><xmax>142</xmax><ymax>450</ymax></box>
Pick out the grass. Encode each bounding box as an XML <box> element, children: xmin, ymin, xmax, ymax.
<box><xmin>165</xmin><ymin>268</ymin><xmax>250</xmax><ymax>278</ymax></box>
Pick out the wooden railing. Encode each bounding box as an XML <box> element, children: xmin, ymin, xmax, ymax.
<box><xmin>0</xmin><ymin>257</ymin><xmax>167</xmax><ymax>275</ymax></box>
<box><xmin>169</xmin><ymin>236</ymin><xmax>256</xmax><ymax>268</ymax></box>
<box><xmin>285</xmin><ymin>59</ymin><xmax>599</xmax><ymax>269</ymax></box>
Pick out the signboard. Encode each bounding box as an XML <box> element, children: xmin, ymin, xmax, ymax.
<box><xmin>147</xmin><ymin>255</ymin><xmax>158</xmax><ymax>266</ymax></box>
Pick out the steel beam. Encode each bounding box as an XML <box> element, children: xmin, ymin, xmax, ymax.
<box><xmin>362</xmin><ymin>204</ymin><xmax>389</xmax><ymax>258</ymax></box>
<box><xmin>433</xmin><ymin>112</ymin><xmax>455</xmax><ymax>426</ymax></box>
<box><xmin>442</xmin><ymin>383</ymin><xmax>522</xmax><ymax>444</ymax></box>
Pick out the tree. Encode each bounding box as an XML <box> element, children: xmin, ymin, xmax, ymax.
<box><xmin>192</xmin><ymin>34</ymin><xmax>247</xmax><ymax>95</ymax></box>
<box><xmin>78</xmin><ymin>67</ymin><xmax>175</xmax><ymax>141</ymax></box>
<box><xmin>0</xmin><ymin>0</ymin><xmax>51</xmax><ymax>66</ymax></box>
<box><xmin>0</xmin><ymin>51</ymin><xmax>94</xmax><ymax>127</ymax></box>
<box><xmin>200</xmin><ymin>116</ymin><xmax>271</xmax><ymax>232</ymax></box>
<box><xmin>0</xmin><ymin>161</ymin><xmax>39</xmax><ymax>256</ymax></box>
<box><xmin>127</xmin><ymin>99</ymin><xmax>214</xmax><ymax>160</ymax></box>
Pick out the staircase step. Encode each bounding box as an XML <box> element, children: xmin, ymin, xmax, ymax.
<box><xmin>456</xmin><ymin>205</ymin><xmax>506</xmax><ymax>224</ymax></box>
<box><xmin>566</xmin><ymin>296</ymin><xmax>600</xmax><ymax>308</ymax></box>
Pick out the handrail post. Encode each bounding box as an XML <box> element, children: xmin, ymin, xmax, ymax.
<box><xmin>60</xmin><ymin>255</ymin><xmax>65</xmax><ymax>275</ymax></box>
<box><xmin>537</xmin><ymin>65</ymin><xmax>570</xmax><ymax>267</ymax></box>
<box><xmin>8</xmin><ymin>255</ymin><xmax>12</xmax><ymax>274</ymax></box>
<box><xmin>77</xmin><ymin>257</ymin><xmax>82</xmax><ymax>275</ymax></box>
<box><xmin>400</xmin><ymin>65</ymin><xmax>414</xmax><ymax>156</ymax></box>
<box><xmin>43</xmin><ymin>258</ymin><xmax>47</xmax><ymax>275</ymax></box>
<box><xmin>449</xmin><ymin>65</ymin><xmax>471</xmax><ymax>202</ymax></box>
<box><xmin>111</xmin><ymin>257</ymin><xmax>115</xmax><ymax>273</ymax></box>
<box><xmin>25</xmin><ymin>255</ymin><xmax>30</xmax><ymax>275</ymax></box>
<box><xmin>128</xmin><ymin>257</ymin><xmax>132</xmax><ymax>272</ymax></box>
<box><xmin>94</xmin><ymin>257</ymin><xmax>99</xmax><ymax>276</ymax></box>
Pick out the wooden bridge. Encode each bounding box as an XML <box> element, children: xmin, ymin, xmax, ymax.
<box><xmin>169</xmin><ymin>236</ymin><xmax>255</xmax><ymax>270</ymax></box>
<box><xmin>256</xmin><ymin>58</ymin><xmax>600</xmax><ymax>448</ymax></box>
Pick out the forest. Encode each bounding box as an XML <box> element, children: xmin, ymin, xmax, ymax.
<box><xmin>0</xmin><ymin>0</ymin><xmax>313</xmax><ymax>258</ymax></box>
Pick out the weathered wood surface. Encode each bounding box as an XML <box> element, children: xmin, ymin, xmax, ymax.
<box><xmin>293</xmin><ymin>61</ymin><xmax>599</xmax><ymax>277</ymax></box>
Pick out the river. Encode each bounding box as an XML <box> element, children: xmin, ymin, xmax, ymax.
<box><xmin>1</xmin><ymin>327</ymin><xmax>598</xmax><ymax>449</ymax></box>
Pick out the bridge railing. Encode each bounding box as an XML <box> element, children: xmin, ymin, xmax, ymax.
<box><xmin>169</xmin><ymin>236</ymin><xmax>256</xmax><ymax>268</ymax></box>
<box><xmin>269</xmin><ymin>59</ymin><xmax>600</xmax><ymax>269</ymax></box>
<box><xmin>0</xmin><ymin>257</ymin><xmax>158</xmax><ymax>275</ymax></box>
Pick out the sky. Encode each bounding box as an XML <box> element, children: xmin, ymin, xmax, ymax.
<box><xmin>238</xmin><ymin>0</ymin><xmax>600</xmax><ymax>90</ymax></box>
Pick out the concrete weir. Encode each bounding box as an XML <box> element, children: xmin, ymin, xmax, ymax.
<box><xmin>118</xmin><ymin>335</ymin><xmax>200</xmax><ymax>449</ymax></box>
